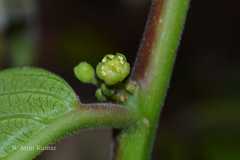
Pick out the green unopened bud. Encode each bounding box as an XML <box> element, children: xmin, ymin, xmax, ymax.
<box><xmin>101</xmin><ymin>83</ymin><xmax>114</xmax><ymax>97</ymax></box>
<box><xmin>125</xmin><ymin>81</ymin><xmax>138</xmax><ymax>94</ymax></box>
<box><xmin>111</xmin><ymin>90</ymin><xmax>128</xmax><ymax>103</ymax></box>
<box><xmin>96</xmin><ymin>53</ymin><xmax>130</xmax><ymax>85</ymax></box>
<box><xmin>95</xmin><ymin>88</ymin><xmax>107</xmax><ymax>101</ymax></box>
<box><xmin>74</xmin><ymin>62</ymin><xmax>96</xmax><ymax>84</ymax></box>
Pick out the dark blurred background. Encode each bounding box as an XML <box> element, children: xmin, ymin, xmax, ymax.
<box><xmin>0</xmin><ymin>0</ymin><xmax>239</xmax><ymax>159</ymax></box>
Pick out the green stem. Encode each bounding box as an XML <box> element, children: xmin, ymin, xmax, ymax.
<box><xmin>5</xmin><ymin>103</ymin><xmax>137</xmax><ymax>160</ymax></box>
<box><xmin>116</xmin><ymin>0</ymin><xmax>190</xmax><ymax>159</ymax></box>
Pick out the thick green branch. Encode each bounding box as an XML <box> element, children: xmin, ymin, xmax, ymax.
<box><xmin>116</xmin><ymin>0</ymin><xmax>190</xmax><ymax>159</ymax></box>
<box><xmin>5</xmin><ymin>103</ymin><xmax>137</xmax><ymax>160</ymax></box>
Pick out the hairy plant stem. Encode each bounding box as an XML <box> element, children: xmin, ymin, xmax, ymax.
<box><xmin>5</xmin><ymin>103</ymin><xmax>137</xmax><ymax>160</ymax></box>
<box><xmin>116</xmin><ymin>0</ymin><xmax>190</xmax><ymax>159</ymax></box>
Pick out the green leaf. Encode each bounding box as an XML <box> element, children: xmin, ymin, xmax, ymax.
<box><xmin>0</xmin><ymin>67</ymin><xmax>135</xmax><ymax>160</ymax></box>
<box><xmin>0</xmin><ymin>67</ymin><xmax>78</xmax><ymax>159</ymax></box>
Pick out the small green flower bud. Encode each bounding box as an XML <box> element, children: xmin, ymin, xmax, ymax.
<box><xmin>111</xmin><ymin>90</ymin><xmax>128</xmax><ymax>103</ymax></box>
<box><xmin>101</xmin><ymin>84</ymin><xmax>114</xmax><ymax>97</ymax></box>
<box><xmin>95</xmin><ymin>88</ymin><xmax>107</xmax><ymax>101</ymax></box>
<box><xmin>96</xmin><ymin>53</ymin><xmax>130</xmax><ymax>85</ymax></box>
<box><xmin>74</xmin><ymin>62</ymin><xmax>96</xmax><ymax>84</ymax></box>
<box><xmin>125</xmin><ymin>81</ymin><xmax>138</xmax><ymax>94</ymax></box>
